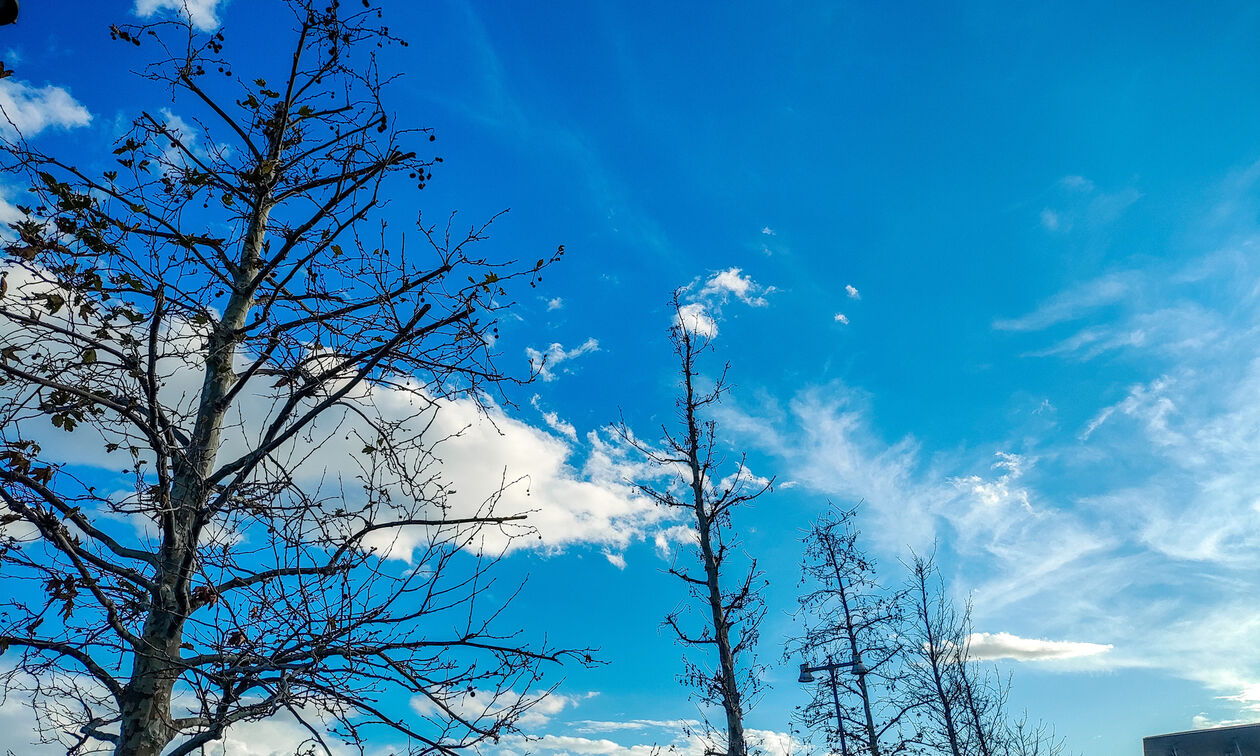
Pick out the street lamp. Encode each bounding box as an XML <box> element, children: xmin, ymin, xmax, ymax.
<box><xmin>797</xmin><ymin>656</ymin><xmax>868</xmax><ymax>756</ymax></box>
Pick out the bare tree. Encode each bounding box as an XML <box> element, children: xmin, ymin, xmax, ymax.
<box><xmin>952</xmin><ymin>604</ymin><xmax>1071</xmax><ymax>756</ymax></box>
<box><xmin>616</xmin><ymin>293</ymin><xmax>770</xmax><ymax>756</ymax></box>
<box><xmin>1004</xmin><ymin>715</ymin><xmax>1069</xmax><ymax>756</ymax></box>
<box><xmin>903</xmin><ymin>558</ymin><xmax>1070</xmax><ymax>756</ymax></box>
<box><xmin>789</xmin><ymin>506</ymin><xmax>917</xmax><ymax>756</ymax></box>
<box><xmin>953</xmin><ymin>602</ymin><xmax>1007</xmax><ymax>756</ymax></box>
<box><xmin>903</xmin><ymin>553</ymin><xmax>966</xmax><ymax>756</ymax></box>
<box><xmin>0</xmin><ymin>3</ymin><xmax>584</xmax><ymax>755</ymax></box>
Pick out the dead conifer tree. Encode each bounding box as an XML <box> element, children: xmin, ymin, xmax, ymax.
<box><xmin>616</xmin><ymin>293</ymin><xmax>770</xmax><ymax>756</ymax></box>
<box><xmin>789</xmin><ymin>507</ymin><xmax>917</xmax><ymax>756</ymax></box>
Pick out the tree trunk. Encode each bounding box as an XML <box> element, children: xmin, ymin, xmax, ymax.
<box><xmin>116</xmin><ymin>601</ymin><xmax>184</xmax><ymax>756</ymax></box>
<box><xmin>114</xmin><ymin>178</ymin><xmax>274</xmax><ymax>756</ymax></box>
<box><xmin>683</xmin><ymin>358</ymin><xmax>746</xmax><ymax>756</ymax></box>
<box><xmin>698</xmin><ymin>507</ymin><xmax>746</xmax><ymax>756</ymax></box>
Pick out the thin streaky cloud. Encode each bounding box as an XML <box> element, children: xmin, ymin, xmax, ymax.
<box><xmin>966</xmin><ymin>632</ymin><xmax>1113</xmax><ymax>662</ymax></box>
<box><xmin>993</xmin><ymin>272</ymin><xmax>1137</xmax><ymax>332</ymax></box>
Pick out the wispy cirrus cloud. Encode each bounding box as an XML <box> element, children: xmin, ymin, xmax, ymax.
<box><xmin>712</xmin><ymin>359</ymin><xmax>1260</xmax><ymax>714</ymax></box>
<box><xmin>992</xmin><ymin>271</ymin><xmax>1137</xmax><ymax>332</ymax></box>
<box><xmin>527</xmin><ymin>337</ymin><xmax>600</xmax><ymax>382</ymax></box>
<box><xmin>963</xmin><ymin>174</ymin><xmax>1260</xmax><ymax>714</ymax></box>
<box><xmin>1036</xmin><ymin>174</ymin><xmax>1140</xmax><ymax>235</ymax></box>
<box><xmin>532</xmin><ymin>394</ymin><xmax>578</xmax><ymax>441</ymax></box>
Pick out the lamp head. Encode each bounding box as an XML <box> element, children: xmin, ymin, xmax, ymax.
<box><xmin>797</xmin><ymin>663</ymin><xmax>815</xmax><ymax>684</ymax></box>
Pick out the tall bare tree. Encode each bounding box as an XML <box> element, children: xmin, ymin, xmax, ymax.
<box><xmin>789</xmin><ymin>507</ymin><xmax>917</xmax><ymax>756</ymax></box>
<box><xmin>904</xmin><ymin>553</ymin><xmax>966</xmax><ymax>756</ymax></box>
<box><xmin>0</xmin><ymin>3</ymin><xmax>582</xmax><ymax>755</ymax></box>
<box><xmin>617</xmin><ymin>294</ymin><xmax>770</xmax><ymax>756</ymax></box>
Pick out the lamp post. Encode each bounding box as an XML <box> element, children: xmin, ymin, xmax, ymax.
<box><xmin>798</xmin><ymin>656</ymin><xmax>868</xmax><ymax>756</ymax></box>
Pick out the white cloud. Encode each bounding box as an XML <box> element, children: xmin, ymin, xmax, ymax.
<box><xmin>714</xmin><ymin>385</ymin><xmax>942</xmax><ymax>553</ymax></box>
<box><xmin>1039</xmin><ymin>208</ymin><xmax>1061</xmax><ymax>231</ymax></box>
<box><xmin>1192</xmin><ymin>713</ymin><xmax>1250</xmax><ymax>729</ymax></box>
<box><xmin>761</xmin><ymin>226</ymin><xmax>775</xmax><ymax>236</ymax></box>
<box><xmin>412</xmin><ymin>689</ymin><xmax>593</xmax><ymax>734</ymax></box>
<box><xmin>531</xmin><ymin>394</ymin><xmax>578</xmax><ymax>441</ymax></box>
<box><xmin>672</xmin><ymin>267</ymin><xmax>774</xmax><ymax>337</ymax></box>
<box><xmin>943</xmin><ymin>453</ymin><xmax>1115</xmax><ymax>616</ymax></box>
<box><xmin>0</xmin><ymin>263</ymin><xmax>665</xmax><ymax>563</ymax></box>
<box><xmin>603</xmin><ymin>550</ymin><xmax>626</xmax><ymax>569</ymax></box>
<box><xmin>992</xmin><ymin>272</ymin><xmax>1137</xmax><ymax>332</ymax></box>
<box><xmin>976</xmin><ymin>229</ymin><xmax>1260</xmax><ymax>707</ymax></box>
<box><xmin>526</xmin><ymin>337</ymin><xmax>599</xmax><ymax>382</ymax></box>
<box><xmin>1020</xmin><ymin>302</ymin><xmax>1221</xmax><ymax>362</ymax></box>
<box><xmin>0</xmin><ymin>691</ymin><xmax>63</xmax><ymax>754</ymax></box>
<box><xmin>546</xmin><ymin>297</ymin><xmax>564</xmax><ymax>311</ymax></box>
<box><xmin>491</xmin><ymin>726</ymin><xmax>798</xmax><ymax>756</ymax></box>
<box><xmin>156</xmin><ymin>108</ymin><xmax>218</xmax><ymax>167</ymax></box>
<box><xmin>701</xmin><ymin>178</ymin><xmax>1260</xmax><ymax>721</ymax></box>
<box><xmin>160</xmin><ymin>108</ymin><xmax>195</xmax><ymax>146</ymax></box>
<box><xmin>675</xmin><ymin>302</ymin><xmax>717</xmax><ymax>338</ymax></box>
<box><xmin>833</xmin><ymin>312</ymin><xmax>849</xmax><ymax>325</ymax></box>
<box><xmin>0</xmin><ymin>79</ymin><xmax>91</xmax><ymax>137</ymax></box>
<box><xmin>134</xmin><ymin>0</ymin><xmax>224</xmax><ymax>30</ymax></box>
<box><xmin>845</xmin><ymin>284</ymin><xmax>860</xmax><ymax>299</ymax></box>
<box><xmin>496</xmin><ymin>733</ymin><xmax>650</xmax><ymax>755</ymax></box>
<box><xmin>352</xmin><ymin>391</ymin><xmax>668</xmax><ymax>560</ymax></box>
<box><xmin>1032</xmin><ymin>175</ymin><xmax>1140</xmax><ymax>237</ymax></box>
<box><xmin>698</xmin><ymin>267</ymin><xmax>770</xmax><ymax>308</ymax></box>
<box><xmin>713</xmin><ymin>389</ymin><xmax>1121</xmax><ymax>659</ymax></box>
<box><xmin>653</xmin><ymin>523</ymin><xmax>696</xmax><ymax>558</ymax></box>
<box><xmin>573</xmin><ymin>719</ymin><xmax>699</xmax><ymax>734</ymax></box>
<box><xmin>966</xmin><ymin>632</ymin><xmax>1113</xmax><ymax>662</ymax></box>
<box><xmin>541</xmin><ymin>410</ymin><xmax>577</xmax><ymax>440</ymax></box>
<box><xmin>1060</xmin><ymin>174</ymin><xmax>1095</xmax><ymax>191</ymax></box>
<box><xmin>184</xmin><ymin>711</ymin><xmax>398</xmax><ymax>756</ymax></box>
<box><xmin>0</xmin><ymin>186</ymin><xmax>23</xmax><ymax>241</ymax></box>
<box><xmin>0</xmin><ymin>681</ymin><xmax>399</xmax><ymax>756</ymax></box>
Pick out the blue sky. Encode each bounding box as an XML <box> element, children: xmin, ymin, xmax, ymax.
<box><xmin>7</xmin><ymin>1</ymin><xmax>1260</xmax><ymax>754</ymax></box>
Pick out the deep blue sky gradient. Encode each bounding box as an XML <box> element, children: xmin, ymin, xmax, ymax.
<box><xmin>11</xmin><ymin>1</ymin><xmax>1260</xmax><ymax>754</ymax></box>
